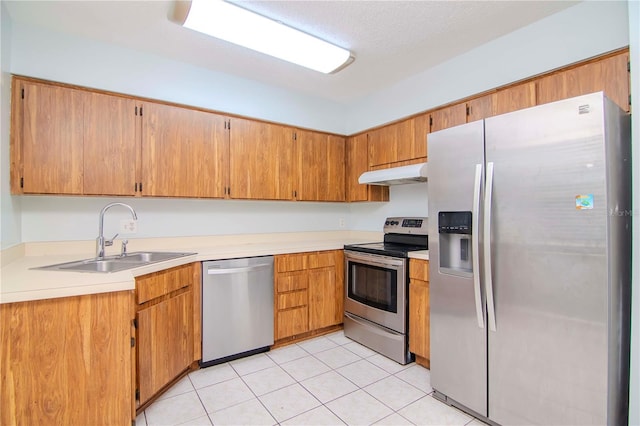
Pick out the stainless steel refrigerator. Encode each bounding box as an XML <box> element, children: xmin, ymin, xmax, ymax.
<box><xmin>427</xmin><ymin>92</ymin><xmax>631</xmax><ymax>426</ymax></box>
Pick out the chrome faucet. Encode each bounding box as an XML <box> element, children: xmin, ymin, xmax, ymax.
<box><xmin>96</xmin><ymin>202</ymin><xmax>138</xmax><ymax>259</ymax></box>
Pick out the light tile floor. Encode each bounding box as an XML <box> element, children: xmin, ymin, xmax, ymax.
<box><xmin>136</xmin><ymin>331</ymin><xmax>486</xmax><ymax>426</ymax></box>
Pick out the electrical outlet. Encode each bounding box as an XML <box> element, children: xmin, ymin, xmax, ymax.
<box><xmin>120</xmin><ymin>219</ymin><xmax>138</xmax><ymax>234</ymax></box>
<box><xmin>339</xmin><ymin>218</ymin><xmax>346</xmax><ymax>228</ymax></box>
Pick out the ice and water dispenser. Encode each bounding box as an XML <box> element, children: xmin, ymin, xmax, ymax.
<box><xmin>438</xmin><ymin>211</ymin><xmax>473</xmax><ymax>276</ymax></box>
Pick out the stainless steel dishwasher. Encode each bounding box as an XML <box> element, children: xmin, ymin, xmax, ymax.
<box><xmin>201</xmin><ymin>256</ymin><xmax>274</xmax><ymax>367</ymax></box>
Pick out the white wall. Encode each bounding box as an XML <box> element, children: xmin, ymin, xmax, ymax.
<box><xmin>9</xmin><ymin>21</ymin><xmax>348</xmax><ymax>135</ymax></box>
<box><xmin>345</xmin><ymin>1</ymin><xmax>630</xmax><ymax>134</ymax></box>
<box><xmin>0</xmin><ymin>0</ymin><xmax>21</xmax><ymax>250</ymax></box>
<box><xmin>627</xmin><ymin>1</ymin><xmax>639</xmax><ymax>424</ymax></box>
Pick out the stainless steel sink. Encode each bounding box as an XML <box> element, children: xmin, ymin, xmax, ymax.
<box><xmin>32</xmin><ymin>251</ymin><xmax>196</xmax><ymax>273</ymax></box>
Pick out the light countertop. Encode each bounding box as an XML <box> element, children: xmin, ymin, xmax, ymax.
<box><xmin>1</xmin><ymin>231</ymin><xmax>381</xmax><ymax>304</ymax></box>
<box><xmin>408</xmin><ymin>250</ymin><xmax>429</xmax><ymax>261</ymax></box>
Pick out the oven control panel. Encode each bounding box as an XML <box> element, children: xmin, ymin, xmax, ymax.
<box><xmin>383</xmin><ymin>217</ymin><xmax>428</xmax><ymax>235</ymax></box>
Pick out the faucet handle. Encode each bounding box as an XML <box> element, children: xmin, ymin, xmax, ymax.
<box><xmin>120</xmin><ymin>240</ymin><xmax>129</xmax><ymax>257</ymax></box>
<box><xmin>105</xmin><ymin>233</ymin><xmax>119</xmax><ymax>247</ymax></box>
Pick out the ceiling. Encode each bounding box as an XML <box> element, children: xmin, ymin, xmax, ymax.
<box><xmin>4</xmin><ymin>0</ymin><xmax>579</xmax><ymax>104</ymax></box>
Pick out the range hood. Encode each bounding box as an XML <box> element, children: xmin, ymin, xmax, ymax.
<box><xmin>358</xmin><ymin>162</ymin><xmax>428</xmax><ymax>186</ymax></box>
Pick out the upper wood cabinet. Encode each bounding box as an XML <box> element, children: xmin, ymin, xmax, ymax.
<box><xmin>368</xmin><ymin>118</ymin><xmax>414</xmax><ymax>167</ymax></box>
<box><xmin>13</xmin><ymin>80</ymin><xmax>85</xmax><ymax>195</ymax></box>
<box><xmin>84</xmin><ymin>93</ymin><xmax>139</xmax><ymax>195</ymax></box>
<box><xmin>466</xmin><ymin>94</ymin><xmax>494</xmax><ymax>122</ymax></box>
<box><xmin>229</xmin><ymin>118</ymin><xmax>295</xmax><ymax>200</ymax></box>
<box><xmin>295</xmin><ymin>130</ymin><xmax>345</xmax><ymax>202</ymax></box>
<box><xmin>12</xmin><ymin>79</ymin><xmax>140</xmax><ymax>196</ymax></box>
<box><xmin>492</xmin><ymin>81</ymin><xmax>536</xmax><ymax>116</ymax></box>
<box><xmin>141</xmin><ymin>102</ymin><xmax>229</xmax><ymax>198</ymax></box>
<box><xmin>536</xmin><ymin>51</ymin><xmax>630</xmax><ymax>112</ymax></box>
<box><xmin>345</xmin><ymin>134</ymin><xmax>389</xmax><ymax>202</ymax></box>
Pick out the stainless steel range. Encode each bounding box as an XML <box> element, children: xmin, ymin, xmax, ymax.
<box><xmin>343</xmin><ymin>217</ymin><xmax>428</xmax><ymax>364</ymax></box>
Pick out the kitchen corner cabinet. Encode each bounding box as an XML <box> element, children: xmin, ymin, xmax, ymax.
<box><xmin>409</xmin><ymin>258</ymin><xmax>430</xmax><ymax>368</ymax></box>
<box><xmin>141</xmin><ymin>102</ymin><xmax>229</xmax><ymax>198</ymax></box>
<box><xmin>295</xmin><ymin>130</ymin><xmax>346</xmax><ymax>202</ymax></box>
<box><xmin>274</xmin><ymin>250</ymin><xmax>343</xmax><ymax>343</ymax></box>
<box><xmin>135</xmin><ymin>263</ymin><xmax>199</xmax><ymax>409</ymax></box>
<box><xmin>346</xmin><ymin>134</ymin><xmax>388</xmax><ymax>202</ymax></box>
<box><xmin>229</xmin><ymin>118</ymin><xmax>295</xmax><ymax>200</ymax></box>
<box><xmin>1</xmin><ymin>291</ymin><xmax>135</xmax><ymax>425</ymax></box>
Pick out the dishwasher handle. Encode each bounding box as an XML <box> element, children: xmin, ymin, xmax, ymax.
<box><xmin>206</xmin><ymin>263</ymin><xmax>272</xmax><ymax>275</ymax></box>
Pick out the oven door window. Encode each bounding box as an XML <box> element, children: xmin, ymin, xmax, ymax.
<box><xmin>347</xmin><ymin>261</ymin><xmax>398</xmax><ymax>313</ymax></box>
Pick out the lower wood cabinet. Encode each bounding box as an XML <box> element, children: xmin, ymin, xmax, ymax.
<box><xmin>409</xmin><ymin>258</ymin><xmax>430</xmax><ymax>368</ymax></box>
<box><xmin>135</xmin><ymin>263</ymin><xmax>200</xmax><ymax>409</ymax></box>
<box><xmin>0</xmin><ymin>291</ymin><xmax>136</xmax><ymax>425</ymax></box>
<box><xmin>274</xmin><ymin>250</ymin><xmax>344</xmax><ymax>343</ymax></box>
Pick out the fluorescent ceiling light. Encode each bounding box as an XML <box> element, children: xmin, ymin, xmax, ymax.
<box><xmin>173</xmin><ymin>0</ymin><xmax>355</xmax><ymax>74</ymax></box>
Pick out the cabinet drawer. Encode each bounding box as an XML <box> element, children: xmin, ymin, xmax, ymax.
<box><xmin>308</xmin><ymin>251</ymin><xmax>335</xmax><ymax>269</ymax></box>
<box><xmin>276</xmin><ymin>270</ymin><xmax>308</xmax><ymax>292</ymax></box>
<box><xmin>276</xmin><ymin>306</ymin><xmax>309</xmax><ymax>339</ymax></box>
<box><xmin>277</xmin><ymin>290</ymin><xmax>308</xmax><ymax>310</ymax></box>
<box><xmin>276</xmin><ymin>253</ymin><xmax>307</xmax><ymax>272</ymax></box>
<box><xmin>409</xmin><ymin>259</ymin><xmax>429</xmax><ymax>281</ymax></box>
<box><xmin>137</xmin><ymin>263</ymin><xmax>194</xmax><ymax>304</ymax></box>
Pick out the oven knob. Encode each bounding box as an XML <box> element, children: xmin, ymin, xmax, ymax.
<box><xmin>385</xmin><ymin>221</ymin><xmax>390</xmax><ymax>225</ymax></box>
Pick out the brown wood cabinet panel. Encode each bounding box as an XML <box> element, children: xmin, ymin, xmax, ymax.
<box><xmin>1</xmin><ymin>291</ymin><xmax>134</xmax><ymax>425</ymax></box>
<box><xmin>308</xmin><ymin>251</ymin><xmax>336</xmax><ymax>269</ymax></box>
<box><xmin>19</xmin><ymin>80</ymin><xmax>85</xmax><ymax>194</ymax></box>
<box><xmin>141</xmin><ymin>102</ymin><xmax>228</xmax><ymax>198</ymax></box>
<box><xmin>346</xmin><ymin>134</ymin><xmax>388</xmax><ymax>202</ymax></box>
<box><xmin>84</xmin><ymin>92</ymin><xmax>138</xmax><ymax>195</ymax></box>
<box><xmin>229</xmin><ymin>118</ymin><xmax>294</xmax><ymax>200</ymax></box>
<box><xmin>276</xmin><ymin>253</ymin><xmax>307</xmax><ymax>272</ymax></box>
<box><xmin>308</xmin><ymin>267</ymin><xmax>340</xmax><ymax>330</ymax></box>
<box><xmin>493</xmin><ymin>82</ymin><xmax>536</xmax><ymax>116</ymax></box>
<box><xmin>368</xmin><ymin>118</ymin><xmax>415</xmax><ymax>167</ymax></box>
<box><xmin>409</xmin><ymin>278</ymin><xmax>430</xmax><ymax>366</ymax></box>
<box><xmin>137</xmin><ymin>263</ymin><xmax>194</xmax><ymax>304</ymax></box>
<box><xmin>537</xmin><ymin>51</ymin><xmax>630</xmax><ymax>112</ymax></box>
<box><xmin>277</xmin><ymin>290</ymin><xmax>308</xmax><ymax>310</ymax></box>
<box><xmin>467</xmin><ymin>94</ymin><xmax>494</xmax><ymax>122</ymax></box>
<box><xmin>430</xmin><ymin>103</ymin><xmax>467</xmax><ymax>133</ymax></box>
<box><xmin>296</xmin><ymin>130</ymin><xmax>345</xmax><ymax>201</ymax></box>
<box><xmin>276</xmin><ymin>270</ymin><xmax>308</xmax><ymax>293</ymax></box>
<box><xmin>137</xmin><ymin>290</ymin><xmax>193</xmax><ymax>405</ymax></box>
<box><xmin>276</xmin><ymin>306</ymin><xmax>309</xmax><ymax>340</ymax></box>
<box><xmin>409</xmin><ymin>258</ymin><xmax>429</xmax><ymax>368</ymax></box>
<box><xmin>413</xmin><ymin>113</ymin><xmax>430</xmax><ymax>160</ymax></box>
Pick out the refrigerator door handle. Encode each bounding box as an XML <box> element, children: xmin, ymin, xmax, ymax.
<box><xmin>472</xmin><ymin>163</ymin><xmax>484</xmax><ymax>329</ymax></box>
<box><xmin>484</xmin><ymin>161</ymin><xmax>497</xmax><ymax>332</ymax></box>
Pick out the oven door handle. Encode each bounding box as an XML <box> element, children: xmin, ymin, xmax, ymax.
<box><xmin>472</xmin><ymin>163</ymin><xmax>485</xmax><ymax>329</ymax></box>
<box><xmin>345</xmin><ymin>255</ymin><xmax>404</xmax><ymax>270</ymax></box>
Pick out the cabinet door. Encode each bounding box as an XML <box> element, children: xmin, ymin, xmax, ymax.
<box><xmin>409</xmin><ymin>279</ymin><xmax>430</xmax><ymax>362</ymax></box>
<box><xmin>19</xmin><ymin>81</ymin><xmax>85</xmax><ymax>194</ymax></box>
<box><xmin>412</xmin><ymin>113</ymin><xmax>430</xmax><ymax>160</ymax></box>
<box><xmin>0</xmin><ymin>291</ymin><xmax>134</xmax><ymax>426</ymax></box>
<box><xmin>276</xmin><ymin>306</ymin><xmax>309</xmax><ymax>340</ymax></box>
<box><xmin>229</xmin><ymin>118</ymin><xmax>294</xmax><ymax>200</ymax></box>
<box><xmin>137</xmin><ymin>290</ymin><xmax>193</xmax><ymax>405</ymax></box>
<box><xmin>467</xmin><ymin>94</ymin><xmax>494</xmax><ymax>122</ymax></box>
<box><xmin>537</xmin><ymin>52</ymin><xmax>629</xmax><ymax>112</ymax></box>
<box><xmin>296</xmin><ymin>130</ymin><xmax>345</xmax><ymax>201</ymax></box>
<box><xmin>309</xmin><ymin>266</ymin><xmax>340</xmax><ymax>330</ymax></box>
<box><xmin>493</xmin><ymin>82</ymin><xmax>536</xmax><ymax>116</ymax></box>
<box><xmin>426</xmin><ymin>103</ymin><xmax>467</xmax><ymax>154</ymax></box>
<box><xmin>83</xmin><ymin>93</ymin><xmax>138</xmax><ymax>195</ymax></box>
<box><xmin>346</xmin><ymin>134</ymin><xmax>388</xmax><ymax>202</ymax></box>
<box><xmin>368</xmin><ymin>119</ymin><xmax>414</xmax><ymax>167</ymax></box>
<box><xmin>141</xmin><ymin>102</ymin><xmax>228</xmax><ymax>198</ymax></box>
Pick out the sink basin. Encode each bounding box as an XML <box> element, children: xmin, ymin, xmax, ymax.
<box><xmin>32</xmin><ymin>251</ymin><xmax>195</xmax><ymax>273</ymax></box>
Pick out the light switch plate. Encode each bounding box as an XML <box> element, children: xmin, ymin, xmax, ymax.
<box><xmin>120</xmin><ymin>219</ymin><xmax>138</xmax><ymax>234</ymax></box>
